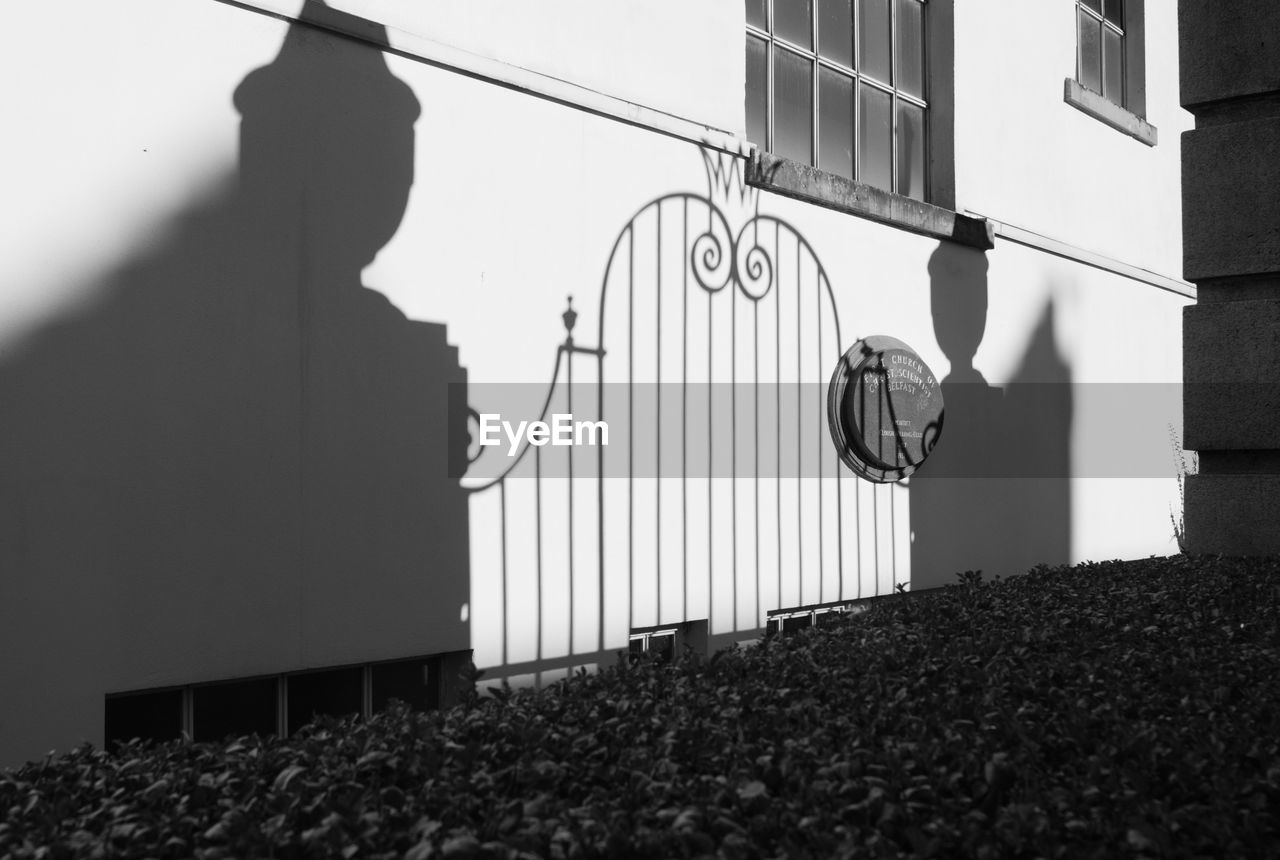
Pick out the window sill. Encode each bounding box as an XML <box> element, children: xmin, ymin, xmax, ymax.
<box><xmin>745</xmin><ymin>152</ymin><xmax>994</xmax><ymax>250</ymax></box>
<box><xmin>1063</xmin><ymin>78</ymin><xmax>1158</xmax><ymax>146</ymax></box>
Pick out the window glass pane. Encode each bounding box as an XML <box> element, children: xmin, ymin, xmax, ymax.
<box><xmin>895</xmin><ymin>0</ymin><xmax>925</xmax><ymax>98</ymax></box>
<box><xmin>859</xmin><ymin>84</ymin><xmax>892</xmax><ymax>191</ymax></box>
<box><xmin>1077</xmin><ymin>9</ymin><xmax>1102</xmax><ymax>93</ymax></box>
<box><xmin>747</xmin><ymin>35</ymin><xmax>768</xmax><ymax>146</ymax></box>
<box><xmin>627</xmin><ymin>637</ymin><xmax>646</xmax><ymax>664</ymax></box>
<box><xmin>858</xmin><ymin>0</ymin><xmax>891</xmax><ymax>83</ymax></box>
<box><xmin>746</xmin><ymin>0</ymin><xmax>766</xmax><ymax>30</ymax></box>
<box><xmin>817</xmin><ymin>0</ymin><xmax>853</xmax><ymax>68</ymax></box>
<box><xmin>649</xmin><ymin>633</ymin><xmax>676</xmax><ymax>664</ymax></box>
<box><xmin>774</xmin><ymin>48</ymin><xmax>814</xmax><ymax>164</ymax></box>
<box><xmin>105</xmin><ymin>689</ymin><xmax>183</xmax><ymax>747</ymax></box>
<box><xmin>896</xmin><ymin>100</ymin><xmax>925</xmax><ymax>200</ymax></box>
<box><xmin>372</xmin><ymin>657</ymin><xmax>438</xmax><ymax>713</ymax></box>
<box><xmin>193</xmin><ymin>678</ymin><xmax>277</xmax><ymax>742</ymax></box>
<box><xmin>287</xmin><ymin>667</ymin><xmax>363</xmax><ymax>735</ymax></box>
<box><xmin>1081</xmin><ymin>0</ymin><xmax>1102</xmax><ymax>14</ymax></box>
<box><xmin>782</xmin><ymin>613</ymin><xmax>813</xmax><ymax>634</ymax></box>
<box><xmin>1103</xmin><ymin>0</ymin><xmax>1124</xmax><ymax>27</ymax></box>
<box><xmin>775</xmin><ymin>0</ymin><xmax>813</xmax><ymax>49</ymax></box>
<box><xmin>1103</xmin><ymin>27</ymin><xmax>1123</xmax><ymax>103</ymax></box>
<box><xmin>818</xmin><ymin>69</ymin><xmax>854</xmax><ymax>179</ymax></box>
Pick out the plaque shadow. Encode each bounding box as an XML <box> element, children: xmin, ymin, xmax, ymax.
<box><xmin>0</xmin><ymin>3</ymin><xmax>469</xmax><ymax>762</ymax></box>
<box><xmin>909</xmin><ymin>243</ymin><xmax>1073</xmax><ymax>590</ymax></box>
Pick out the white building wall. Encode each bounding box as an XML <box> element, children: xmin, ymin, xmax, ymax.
<box><xmin>0</xmin><ymin>0</ymin><xmax>1189</xmax><ymax>767</ymax></box>
<box><xmin>323</xmin><ymin>0</ymin><xmax>745</xmax><ymax>136</ymax></box>
<box><xmin>953</xmin><ymin>0</ymin><xmax>1189</xmax><ymax>271</ymax></box>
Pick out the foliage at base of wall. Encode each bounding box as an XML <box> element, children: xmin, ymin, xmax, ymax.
<box><xmin>2</xmin><ymin>555</ymin><xmax>1277</xmax><ymax>858</ymax></box>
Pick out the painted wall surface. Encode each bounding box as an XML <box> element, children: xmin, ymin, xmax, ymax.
<box><xmin>326</xmin><ymin>0</ymin><xmax>744</xmax><ymax>136</ymax></box>
<box><xmin>954</xmin><ymin>1</ymin><xmax>1190</xmax><ymax>271</ymax></box>
<box><xmin>1</xmin><ymin>0</ymin><xmax>1187</xmax><ymax>767</ymax></box>
<box><xmin>1</xmin><ymin>1</ymin><xmax>475</xmax><ymax>766</ymax></box>
<box><xmin>321</xmin><ymin>0</ymin><xmax>1192</xmax><ymax>275</ymax></box>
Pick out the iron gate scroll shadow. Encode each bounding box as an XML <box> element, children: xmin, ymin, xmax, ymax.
<box><xmin>910</xmin><ymin>243</ymin><xmax>1072</xmax><ymax>590</ymax></box>
<box><xmin>465</xmin><ymin>152</ymin><xmax>910</xmax><ymax>688</ymax></box>
<box><xmin>0</xmin><ymin>3</ymin><xmax>469</xmax><ymax>762</ymax></box>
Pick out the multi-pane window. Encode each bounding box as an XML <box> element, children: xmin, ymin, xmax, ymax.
<box><xmin>746</xmin><ymin>0</ymin><xmax>928</xmax><ymax>200</ymax></box>
<box><xmin>628</xmin><ymin>628</ymin><xmax>678</xmax><ymax>664</ymax></box>
<box><xmin>104</xmin><ymin>655</ymin><xmax>445</xmax><ymax>747</ymax></box>
<box><xmin>1076</xmin><ymin>0</ymin><xmax>1125</xmax><ymax>106</ymax></box>
<box><xmin>767</xmin><ymin>603</ymin><xmax>859</xmax><ymax>636</ymax></box>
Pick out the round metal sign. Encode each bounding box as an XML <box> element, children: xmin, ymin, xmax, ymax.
<box><xmin>827</xmin><ymin>336</ymin><xmax>944</xmax><ymax>483</ymax></box>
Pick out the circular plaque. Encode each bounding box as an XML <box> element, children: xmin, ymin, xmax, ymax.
<box><xmin>827</xmin><ymin>336</ymin><xmax>944</xmax><ymax>483</ymax></box>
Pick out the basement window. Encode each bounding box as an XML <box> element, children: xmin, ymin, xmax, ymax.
<box><xmin>768</xmin><ymin>603</ymin><xmax>855</xmax><ymax>636</ymax></box>
<box><xmin>192</xmin><ymin>677</ymin><xmax>278</xmax><ymax>742</ymax></box>
<box><xmin>104</xmin><ymin>651</ymin><xmax>464</xmax><ymax>747</ymax></box>
<box><xmin>104</xmin><ymin>688</ymin><xmax>183</xmax><ymax>748</ymax></box>
<box><xmin>286</xmin><ymin>667</ymin><xmax>364</xmax><ymax>736</ymax></box>
<box><xmin>628</xmin><ymin>626</ymin><xmax>682</xmax><ymax>664</ymax></box>
<box><xmin>371</xmin><ymin>656</ymin><xmax>440</xmax><ymax>713</ymax></box>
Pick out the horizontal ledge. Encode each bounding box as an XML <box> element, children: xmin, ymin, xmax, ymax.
<box><xmin>214</xmin><ymin>0</ymin><xmax>748</xmax><ymax>155</ymax></box>
<box><xmin>1195</xmin><ymin>275</ymin><xmax>1280</xmax><ymax>303</ymax></box>
<box><xmin>967</xmin><ymin>211</ymin><xmax>1196</xmax><ymax>298</ymax></box>
<box><xmin>1184</xmin><ymin>91</ymin><xmax>1280</xmax><ymax>127</ymax></box>
<box><xmin>1196</xmin><ymin>450</ymin><xmax>1280</xmax><ymax>476</ymax></box>
<box><xmin>1064</xmin><ymin>78</ymin><xmax>1159</xmax><ymax>146</ymax></box>
<box><xmin>746</xmin><ymin>152</ymin><xmax>995</xmax><ymax>250</ymax></box>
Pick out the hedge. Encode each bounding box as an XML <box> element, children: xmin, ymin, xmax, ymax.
<box><xmin>2</xmin><ymin>555</ymin><xmax>1278</xmax><ymax>858</ymax></box>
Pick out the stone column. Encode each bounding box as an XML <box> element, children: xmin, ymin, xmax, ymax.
<box><xmin>1180</xmin><ymin>2</ymin><xmax>1280</xmax><ymax>554</ymax></box>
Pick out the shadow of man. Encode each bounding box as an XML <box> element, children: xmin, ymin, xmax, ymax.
<box><xmin>234</xmin><ymin>3</ymin><xmax>471</xmax><ymax>667</ymax></box>
<box><xmin>0</xmin><ymin>2</ymin><xmax>469</xmax><ymax>756</ymax></box>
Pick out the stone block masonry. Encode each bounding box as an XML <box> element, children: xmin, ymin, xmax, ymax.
<box><xmin>1180</xmin><ymin>0</ymin><xmax>1280</xmax><ymax>554</ymax></box>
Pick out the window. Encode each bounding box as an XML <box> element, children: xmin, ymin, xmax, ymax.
<box><xmin>193</xmin><ymin>677</ymin><xmax>278</xmax><ymax>742</ymax></box>
<box><xmin>104</xmin><ymin>651</ymin><xmax>464</xmax><ymax>746</ymax></box>
<box><xmin>105</xmin><ymin>688</ymin><xmax>184</xmax><ymax>748</ymax></box>
<box><xmin>1065</xmin><ymin>0</ymin><xmax>1153</xmax><ymax>144</ymax></box>
<box><xmin>767</xmin><ymin>602</ymin><xmax>861</xmax><ymax>636</ymax></box>
<box><xmin>286</xmin><ymin>667</ymin><xmax>363</xmax><ymax>736</ymax></box>
<box><xmin>628</xmin><ymin>627</ymin><xmax>678</xmax><ymax>664</ymax></box>
<box><xmin>745</xmin><ymin>0</ymin><xmax>928</xmax><ymax>200</ymax></box>
<box><xmin>1075</xmin><ymin>0</ymin><xmax>1125</xmax><ymax>106</ymax></box>
<box><xmin>625</xmin><ymin>620</ymin><xmax>708</xmax><ymax>664</ymax></box>
<box><xmin>371</xmin><ymin>656</ymin><xmax>440</xmax><ymax>713</ymax></box>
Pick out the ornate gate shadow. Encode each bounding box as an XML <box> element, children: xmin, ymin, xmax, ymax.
<box><xmin>463</xmin><ymin>152</ymin><xmax>908</xmax><ymax>688</ymax></box>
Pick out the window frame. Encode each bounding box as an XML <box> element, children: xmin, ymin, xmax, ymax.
<box><xmin>766</xmin><ymin>600</ymin><xmax>863</xmax><ymax>636</ymax></box>
<box><xmin>1063</xmin><ymin>0</ymin><xmax>1155</xmax><ymax>145</ymax></box>
<box><xmin>626</xmin><ymin>619</ymin><xmax>709</xmax><ymax>663</ymax></box>
<box><xmin>627</xmin><ymin>626</ymin><xmax>680</xmax><ymax>664</ymax></box>
<box><xmin>747</xmin><ymin>0</ymin><xmax>930</xmax><ymax>200</ymax></box>
<box><xmin>104</xmin><ymin>651</ymin><xmax>462</xmax><ymax>747</ymax></box>
<box><xmin>1075</xmin><ymin>0</ymin><xmax>1126</xmax><ymax>107</ymax></box>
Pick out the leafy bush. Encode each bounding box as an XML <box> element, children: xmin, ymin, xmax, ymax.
<box><xmin>3</xmin><ymin>555</ymin><xmax>1279</xmax><ymax>858</ymax></box>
